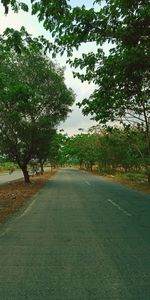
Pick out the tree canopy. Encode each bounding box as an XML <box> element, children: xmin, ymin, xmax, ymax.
<box><xmin>60</xmin><ymin>126</ymin><xmax>149</xmax><ymax>176</ymax></box>
<box><xmin>0</xmin><ymin>28</ymin><xmax>75</xmax><ymax>182</ymax></box>
<box><xmin>1</xmin><ymin>0</ymin><xmax>150</xmax><ymax>180</ymax></box>
<box><xmin>1</xmin><ymin>1</ymin><xmax>149</xmax><ymax>124</ymax></box>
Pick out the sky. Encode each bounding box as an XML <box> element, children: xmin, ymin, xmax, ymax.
<box><xmin>0</xmin><ymin>1</ymin><xmax>103</xmax><ymax>136</ymax></box>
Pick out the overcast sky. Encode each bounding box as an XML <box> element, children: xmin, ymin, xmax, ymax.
<box><xmin>0</xmin><ymin>1</ymin><xmax>104</xmax><ymax>135</ymax></box>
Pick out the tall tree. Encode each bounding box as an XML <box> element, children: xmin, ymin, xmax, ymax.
<box><xmin>1</xmin><ymin>0</ymin><xmax>150</xmax><ymax>181</ymax></box>
<box><xmin>0</xmin><ymin>28</ymin><xmax>75</xmax><ymax>182</ymax></box>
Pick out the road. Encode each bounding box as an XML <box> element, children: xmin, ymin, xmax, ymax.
<box><xmin>0</xmin><ymin>167</ymin><xmax>51</xmax><ymax>185</ymax></box>
<box><xmin>0</xmin><ymin>168</ymin><xmax>150</xmax><ymax>299</ymax></box>
<box><xmin>0</xmin><ymin>170</ymin><xmax>23</xmax><ymax>185</ymax></box>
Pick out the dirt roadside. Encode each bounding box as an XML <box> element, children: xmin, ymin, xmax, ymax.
<box><xmin>0</xmin><ymin>170</ymin><xmax>57</xmax><ymax>224</ymax></box>
<box><xmin>80</xmin><ymin>168</ymin><xmax>150</xmax><ymax>195</ymax></box>
<box><xmin>103</xmin><ymin>174</ymin><xmax>150</xmax><ymax>195</ymax></box>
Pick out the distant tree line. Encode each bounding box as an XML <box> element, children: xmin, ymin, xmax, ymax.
<box><xmin>59</xmin><ymin>126</ymin><xmax>150</xmax><ymax>183</ymax></box>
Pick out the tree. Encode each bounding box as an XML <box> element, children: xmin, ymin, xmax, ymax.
<box><xmin>0</xmin><ymin>28</ymin><xmax>75</xmax><ymax>182</ymax></box>
<box><xmin>92</xmin><ymin>127</ymin><xmax>145</xmax><ymax>174</ymax></box>
<box><xmin>47</xmin><ymin>132</ymin><xmax>68</xmax><ymax>167</ymax></box>
<box><xmin>1</xmin><ymin>0</ymin><xmax>150</xmax><ymax>181</ymax></box>
<box><xmin>61</xmin><ymin>125</ymin><xmax>148</xmax><ymax>176</ymax></box>
<box><xmin>31</xmin><ymin>0</ymin><xmax>149</xmax><ymax>182</ymax></box>
<box><xmin>61</xmin><ymin>133</ymin><xmax>97</xmax><ymax>170</ymax></box>
<box><xmin>65</xmin><ymin>135</ymin><xmax>87</xmax><ymax>168</ymax></box>
<box><xmin>33</xmin><ymin>128</ymin><xmax>56</xmax><ymax>174</ymax></box>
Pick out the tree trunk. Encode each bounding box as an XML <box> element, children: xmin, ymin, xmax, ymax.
<box><xmin>147</xmin><ymin>171</ymin><xmax>150</xmax><ymax>185</ymax></box>
<box><xmin>40</xmin><ymin>161</ymin><xmax>44</xmax><ymax>175</ymax></box>
<box><xmin>90</xmin><ymin>162</ymin><xmax>93</xmax><ymax>172</ymax></box>
<box><xmin>21</xmin><ymin>165</ymin><xmax>30</xmax><ymax>183</ymax></box>
<box><xmin>79</xmin><ymin>161</ymin><xmax>82</xmax><ymax>169</ymax></box>
<box><xmin>98</xmin><ymin>161</ymin><xmax>101</xmax><ymax>173</ymax></box>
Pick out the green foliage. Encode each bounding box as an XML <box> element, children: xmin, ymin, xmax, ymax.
<box><xmin>2</xmin><ymin>6</ymin><xmax>149</xmax><ymax>132</ymax></box>
<box><xmin>48</xmin><ymin>132</ymin><xmax>68</xmax><ymax>166</ymax></box>
<box><xmin>1</xmin><ymin>0</ymin><xmax>149</xmax><ymax>180</ymax></box>
<box><xmin>0</xmin><ymin>161</ymin><xmax>19</xmax><ymax>172</ymax></box>
<box><xmin>0</xmin><ymin>28</ymin><xmax>75</xmax><ymax>182</ymax></box>
<box><xmin>1</xmin><ymin>0</ymin><xmax>28</xmax><ymax>14</ymax></box>
<box><xmin>61</xmin><ymin>126</ymin><xmax>149</xmax><ymax>177</ymax></box>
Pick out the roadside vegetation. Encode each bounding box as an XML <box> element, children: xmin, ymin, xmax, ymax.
<box><xmin>57</xmin><ymin>128</ymin><xmax>150</xmax><ymax>194</ymax></box>
<box><xmin>0</xmin><ymin>1</ymin><xmax>149</xmax><ymax>191</ymax></box>
<box><xmin>0</xmin><ymin>28</ymin><xmax>75</xmax><ymax>183</ymax></box>
<box><xmin>0</xmin><ymin>161</ymin><xmax>19</xmax><ymax>173</ymax></box>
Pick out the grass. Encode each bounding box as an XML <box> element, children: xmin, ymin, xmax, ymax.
<box><xmin>117</xmin><ymin>171</ymin><xmax>147</xmax><ymax>183</ymax></box>
<box><xmin>0</xmin><ymin>162</ymin><xmax>19</xmax><ymax>172</ymax></box>
<box><xmin>108</xmin><ymin>171</ymin><xmax>150</xmax><ymax>194</ymax></box>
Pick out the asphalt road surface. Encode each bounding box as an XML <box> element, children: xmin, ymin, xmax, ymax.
<box><xmin>0</xmin><ymin>170</ymin><xmax>23</xmax><ymax>185</ymax></box>
<box><xmin>0</xmin><ymin>168</ymin><xmax>150</xmax><ymax>299</ymax></box>
<box><xmin>0</xmin><ymin>167</ymin><xmax>51</xmax><ymax>186</ymax></box>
